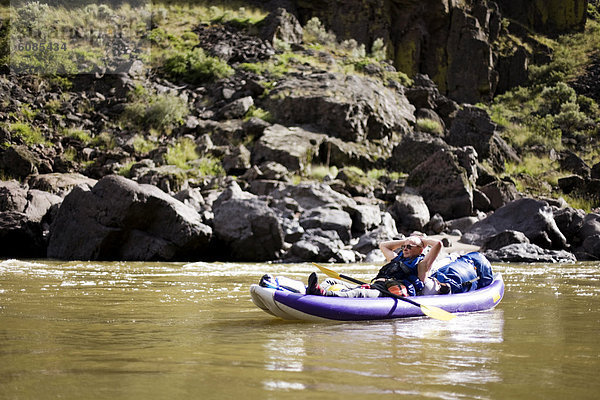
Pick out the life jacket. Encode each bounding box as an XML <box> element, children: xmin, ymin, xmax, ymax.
<box><xmin>432</xmin><ymin>252</ymin><xmax>493</xmax><ymax>294</ymax></box>
<box><xmin>374</xmin><ymin>253</ymin><xmax>425</xmax><ymax>296</ymax></box>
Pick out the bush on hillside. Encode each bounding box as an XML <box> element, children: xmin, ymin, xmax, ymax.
<box><xmin>163</xmin><ymin>48</ymin><xmax>234</xmax><ymax>84</ymax></box>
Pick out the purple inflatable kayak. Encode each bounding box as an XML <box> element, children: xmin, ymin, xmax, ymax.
<box><xmin>250</xmin><ymin>273</ymin><xmax>504</xmax><ymax>321</ymax></box>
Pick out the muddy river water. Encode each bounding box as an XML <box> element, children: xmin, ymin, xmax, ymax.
<box><xmin>1</xmin><ymin>259</ymin><xmax>598</xmax><ymax>399</ymax></box>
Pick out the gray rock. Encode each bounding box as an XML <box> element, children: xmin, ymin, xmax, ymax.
<box><xmin>212</xmin><ymin>183</ymin><xmax>284</xmax><ymax>261</ymax></box>
<box><xmin>222</xmin><ymin>144</ymin><xmax>251</xmax><ymax>175</ymax></box>
<box><xmin>581</xmin><ymin>234</ymin><xmax>600</xmax><ymax>259</ymax></box>
<box><xmin>0</xmin><ymin>145</ymin><xmax>39</xmax><ymax>179</ymax></box>
<box><xmin>48</xmin><ymin>175</ymin><xmax>212</xmax><ymax>261</ymax></box>
<box><xmin>252</xmin><ymin>124</ymin><xmax>326</xmax><ymax>171</ymax></box>
<box><xmin>264</xmin><ymin>73</ymin><xmax>414</xmax><ymax>142</ymax></box>
<box><xmin>259</xmin><ymin>7</ymin><xmax>303</xmax><ymax>45</ymax></box>
<box><xmin>0</xmin><ymin>211</ymin><xmax>46</xmax><ymax>258</ymax></box>
<box><xmin>388</xmin><ymin>191</ymin><xmax>430</xmax><ymax>233</ymax></box>
<box><xmin>446</xmin><ymin>105</ymin><xmax>520</xmax><ymax>172</ymax></box>
<box><xmin>0</xmin><ymin>180</ymin><xmax>28</xmax><ymax>212</ymax></box>
<box><xmin>320</xmin><ymin>136</ymin><xmax>378</xmax><ymax>170</ymax></box>
<box><xmin>389</xmin><ymin>131</ymin><xmax>451</xmax><ymax>173</ymax></box>
<box><xmin>553</xmin><ymin>206</ymin><xmax>585</xmax><ymax>245</ymax></box>
<box><xmin>174</xmin><ymin>188</ymin><xmax>205</xmax><ymax>212</ymax></box>
<box><xmin>217</xmin><ymin>96</ymin><xmax>254</xmax><ymax>120</ymax></box>
<box><xmin>483</xmin><ymin>230</ymin><xmax>530</xmax><ymax>250</ymax></box>
<box><xmin>0</xmin><ymin>180</ymin><xmax>62</xmax><ymax>222</ymax></box>
<box><xmin>350</xmin><ymin>204</ymin><xmax>382</xmax><ymax>234</ymax></box>
<box><xmin>479</xmin><ymin>179</ymin><xmax>520</xmax><ymax>209</ymax></box>
<box><xmin>578</xmin><ymin>213</ymin><xmax>600</xmax><ymax>241</ymax></box>
<box><xmin>407</xmin><ymin>149</ymin><xmax>474</xmax><ymax>219</ymax></box>
<box><xmin>287</xmin><ymin>228</ymin><xmax>347</xmax><ymax>263</ymax></box>
<box><xmin>23</xmin><ymin>189</ymin><xmax>62</xmax><ymax>222</ymax></box>
<box><xmin>446</xmin><ymin>215</ymin><xmax>481</xmax><ymax>233</ymax></box>
<box><xmin>484</xmin><ymin>243</ymin><xmax>577</xmax><ymax>263</ymax></box>
<box><xmin>299</xmin><ymin>207</ymin><xmax>353</xmax><ymax>243</ymax></box>
<box><xmin>271</xmin><ymin>182</ymin><xmax>357</xmax><ymax>211</ymax></box>
<box><xmin>462</xmin><ymin>198</ymin><xmax>568</xmax><ymax>249</ymax></box>
<box><xmin>352</xmin><ymin>213</ymin><xmax>399</xmax><ymax>255</ymax></box>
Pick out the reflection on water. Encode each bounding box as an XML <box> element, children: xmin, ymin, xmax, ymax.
<box><xmin>0</xmin><ymin>259</ymin><xmax>599</xmax><ymax>400</ymax></box>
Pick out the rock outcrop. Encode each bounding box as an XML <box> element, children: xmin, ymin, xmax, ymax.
<box><xmin>47</xmin><ymin>175</ymin><xmax>212</xmax><ymax>261</ymax></box>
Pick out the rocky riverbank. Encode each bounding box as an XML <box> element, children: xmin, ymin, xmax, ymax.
<box><xmin>1</xmin><ymin>3</ymin><xmax>599</xmax><ymax>264</ymax></box>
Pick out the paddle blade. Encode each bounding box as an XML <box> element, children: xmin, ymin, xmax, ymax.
<box><xmin>312</xmin><ymin>263</ymin><xmax>341</xmax><ymax>280</ymax></box>
<box><xmin>420</xmin><ymin>304</ymin><xmax>456</xmax><ymax>321</ymax></box>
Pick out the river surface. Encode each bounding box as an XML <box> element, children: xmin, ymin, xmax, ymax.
<box><xmin>0</xmin><ymin>259</ymin><xmax>599</xmax><ymax>399</ymax></box>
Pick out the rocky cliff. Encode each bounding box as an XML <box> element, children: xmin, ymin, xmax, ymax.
<box><xmin>0</xmin><ymin>1</ymin><xmax>599</xmax><ymax>263</ymax></box>
<box><xmin>265</xmin><ymin>0</ymin><xmax>588</xmax><ymax>103</ymax></box>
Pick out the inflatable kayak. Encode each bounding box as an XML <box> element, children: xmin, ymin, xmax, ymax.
<box><xmin>250</xmin><ymin>273</ymin><xmax>504</xmax><ymax>321</ymax></box>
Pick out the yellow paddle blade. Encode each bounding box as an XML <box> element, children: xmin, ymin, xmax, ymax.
<box><xmin>312</xmin><ymin>263</ymin><xmax>341</xmax><ymax>280</ymax></box>
<box><xmin>420</xmin><ymin>304</ymin><xmax>456</xmax><ymax>321</ymax></box>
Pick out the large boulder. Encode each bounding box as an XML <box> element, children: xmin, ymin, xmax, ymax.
<box><xmin>299</xmin><ymin>206</ymin><xmax>353</xmax><ymax>243</ymax></box>
<box><xmin>484</xmin><ymin>243</ymin><xmax>577</xmax><ymax>263</ymax></box>
<box><xmin>479</xmin><ymin>179</ymin><xmax>520</xmax><ymax>210</ymax></box>
<box><xmin>350</xmin><ymin>204</ymin><xmax>382</xmax><ymax>234</ymax></box>
<box><xmin>47</xmin><ymin>175</ymin><xmax>212</xmax><ymax>261</ymax></box>
<box><xmin>287</xmin><ymin>228</ymin><xmax>354</xmax><ymax>263</ymax></box>
<box><xmin>0</xmin><ymin>179</ymin><xmax>62</xmax><ymax>222</ymax></box>
<box><xmin>212</xmin><ymin>182</ymin><xmax>284</xmax><ymax>261</ymax></box>
<box><xmin>271</xmin><ymin>182</ymin><xmax>357</xmax><ymax>211</ymax></box>
<box><xmin>389</xmin><ymin>131</ymin><xmax>451</xmax><ymax>173</ymax></box>
<box><xmin>258</xmin><ymin>7</ymin><xmax>303</xmax><ymax>45</ymax></box>
<box><xmin>263</xmin><ymin>72</ymin><xmax>415</xmax><ymax>142</ymax></box>
<box><xmin>388</xmin><ymin>191</ymin><xmax>430</xmax><ymax>233</ymax></box>
<box><xmin>0</xmin><ymin>180</ymin><xmax>28</xmax><ymax>213</ymax></box>
<box><xmin>462</xmin><ymin>198</ymin><xmax>568</xmax><ymax>249</ymax></box>
<box><xmin>406</xmin><ymin>149</ymin><xmax>475</xmax><ymax>220</ymax></box>
<box><xmin>352</xmin><ymin>212</ymin><xmax>399</xmax><ymax>256</ymax></box>
<box><xmin>446</xmin><ymin>105</ymin><xmax>520</xmax><ymax>172</ymax></box>
<box><xmin>252</xmin><ymin>124</ymin><xmax>327</xmax><ymax>172</ymax></box>
<box><xmin>0</xmin><ymin>211</ymin><xmax>46</xmax><ymax>258</ymax></box>
<box><xmin>0</xmin><ymin>145</ymin><xmax>39</xmax><ymax>179</ymax></box>
<box><xmin>28</xmin><ymin>173</ymin><xmax>97</xmax><ymax>196</ymax></box>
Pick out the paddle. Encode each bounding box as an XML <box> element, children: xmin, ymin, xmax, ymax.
<box><xmin>311</xmin><ymin>263</ymin><xmax>456</xmax><ymax>321</ymax></box>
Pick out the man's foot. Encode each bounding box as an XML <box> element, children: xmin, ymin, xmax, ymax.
<box><xmin>306</xmin><ymin>272</ymin><xmax>324</xmax><ymax>295</ymax></box>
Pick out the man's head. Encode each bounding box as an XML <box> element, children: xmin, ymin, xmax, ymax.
<box><xmin>402</xmin><ymin>236</ymin><xmax>424</xmax><ymax>257</ymax></box>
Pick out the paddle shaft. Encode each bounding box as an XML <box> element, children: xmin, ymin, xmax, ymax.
<box><xmin>316</xmin><ymin>265</ymin><xmax>431</xmax><ymax>308</ymax></box>
<box><xmin>312</xmin><ymin>263</ymin><xmax>456</xmax><ymax>321</ymax></box>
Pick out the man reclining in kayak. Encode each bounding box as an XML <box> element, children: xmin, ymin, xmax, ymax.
<box><xmin>307</xmin><ymin>236</ymin><xmax>493</xmax><ymax>297</ymax></box>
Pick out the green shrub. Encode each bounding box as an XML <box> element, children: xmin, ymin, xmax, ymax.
<box><xmin>9</xmin><ymin>122</ymin><xmax>47</xmax><ymax>145</ymax></box>
<box><xmin>554</xmin><ymin>102</ymin><xmax>591</xmax><ymax>135</ymax></box>
<box><xmin>164</xmin><ymin>137</ymin><xmax>198</xmax><ymax>169</ymax></box>
<box><xmin>193</xmin><ymin>156</ymin><xmax>225</xmax><ymax>177</ymax></box>
<box><xmin>123</xmin><ymin>90</ymin><xmax>189</xmax><ymax>133</ymax></box>
<box><xmin>340</xmin><ymin>39</ymin><xmax>366</xmax><ymax>58</ymax></box>
<box><xmin>63</xmin><ymin>128</ymin><xmax>91</xmax><ymax>144</ymax></box>
<box><xmin>539</xmin><ymin>82</ymin><xmax>577</xmax><ymax>115</ymax></box>
<box><xmin>416</xmin><ymin>118</ymin><xmax>444</xmax><ymax>135</ymax></box>
<box><xmin>163</xmin><ymin>48</ymin><xmax>234</xmax><ymax>84</ymax></box>
<box><xmin>244</xmin><ymin>106</ymin><xmax>273</xmax><ymax>123</ymax></box>
<box><xmin>370</xmin><ymin>38</ymin><xmax>386</xmax><ymax>61</ymax></box>
<box><xmin>132</xmin><ymin>135</ymin><xmax>157</xmax><ymax>154</ymax></box>
<box><xmin>367</xmin><ymin>168</ymin><xmax>404</xmax><ymax>181</ymax></box>
<box><xmin>303</xmin><ymin>17</ymin><xmax>336</xmax><ymax>45</ymax></box>
<box><xmin>91</xmin><ymin>132</ymin><xmax>116</xmax><ymax>150</ymax></box>
<box><xmin>306</xmin><ymin>164</ymin><xmax>338</xmax><ymax>181</ymax></box>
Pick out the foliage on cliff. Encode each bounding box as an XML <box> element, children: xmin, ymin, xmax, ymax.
<box><xmin>0</xmin><ymin>0</ymin><xmax>599</xmax><ymax>210</ymax></box>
